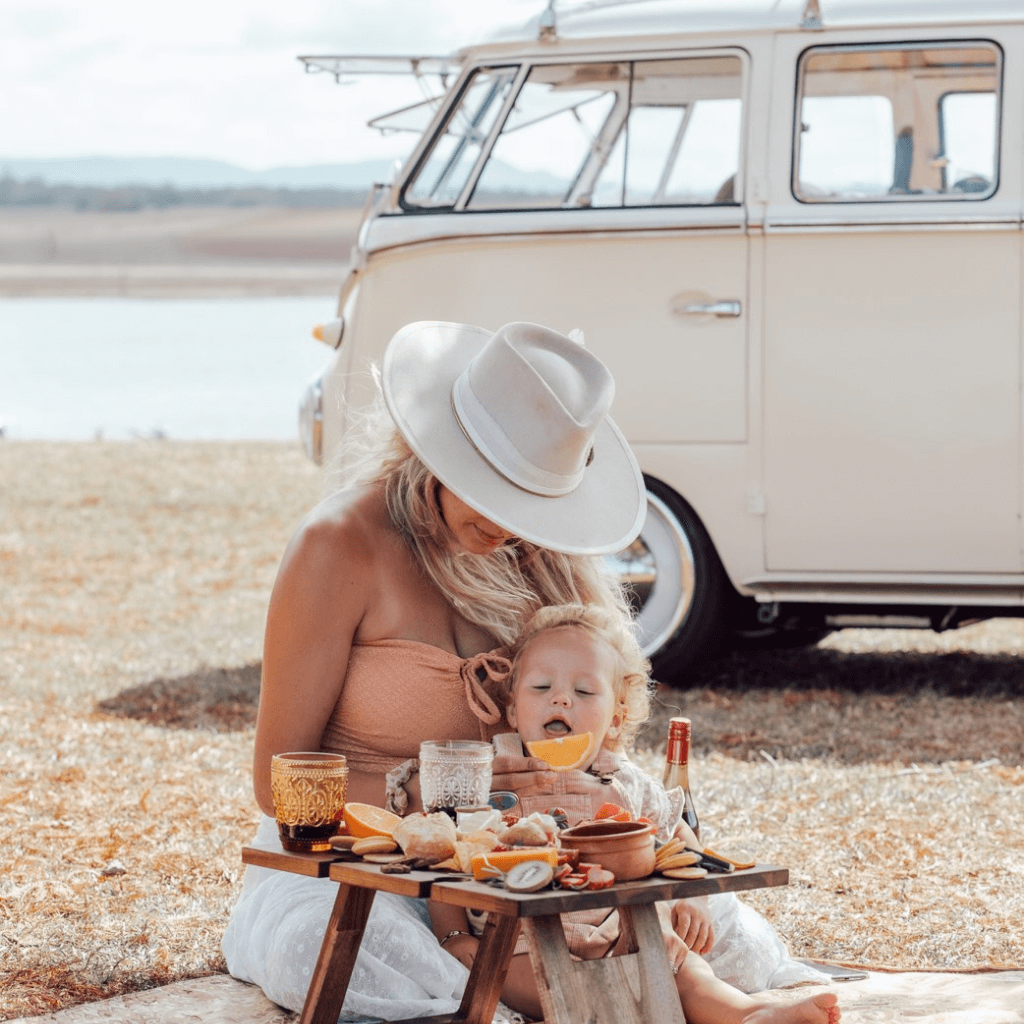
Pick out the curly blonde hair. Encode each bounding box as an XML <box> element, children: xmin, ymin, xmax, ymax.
<box><xmin>505</xmin><ymin>603</ymin><xmax>652</xmax><ymax>752</ymax></box>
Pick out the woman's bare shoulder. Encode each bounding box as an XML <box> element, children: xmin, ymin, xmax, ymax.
<box><xmin>278</xmin><ymin>484</ymin><xmax>395</xmax><ymax>587</ymax></box>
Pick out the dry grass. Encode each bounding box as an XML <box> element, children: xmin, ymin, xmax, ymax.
<box><xmin>1</xmin><ymin>440</ymin><xmax>1022</xmax><ymax>1021</ymax></box>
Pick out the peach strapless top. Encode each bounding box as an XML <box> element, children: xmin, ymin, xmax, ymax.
<box><xmin>319</xmin><ymin>638</ymin><xmax>511</xmax><ymax>775</ymax></box>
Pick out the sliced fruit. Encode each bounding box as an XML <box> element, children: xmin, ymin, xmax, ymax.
<box><xmin>525</xmin><ymin>731</ymin><xmax>594</xmax><ymax>771</ymax></box>
<box><xmin>594</xmin><ymin>802</ymin><xmax>631</xmax><ymax>822</ymax></box>
<box><xmin>342</xmin><ymin>802</ymin><xmax>402</xmax><ymax>839</ymax></box>
<box><xmin>703</xmin><ymin>846</ymin><xmax>756</xmax><ymax>870</ymax></box>
<box><xmin>504</xmin><ymin>860</ymin><xmax>555</xmax><ymax>892</ymax></box>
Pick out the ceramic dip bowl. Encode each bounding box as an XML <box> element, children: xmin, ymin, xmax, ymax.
<box><xmin>559</xmin><ymin>820</ymin><xmax>657</xmax><ymax>881</ymax></box>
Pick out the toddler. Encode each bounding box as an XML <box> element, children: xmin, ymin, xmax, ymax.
<box><xmin>430</xmin><ymin>604</ymin><xmax>840</xmax><ymax>1024</ymax></box>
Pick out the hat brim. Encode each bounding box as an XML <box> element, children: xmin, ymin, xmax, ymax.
<box><xmin>382</xmin><ymin>321</ymin><xmax>646</xmax><ymax>556</ymax></box>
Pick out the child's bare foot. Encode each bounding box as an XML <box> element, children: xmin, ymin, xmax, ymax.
<box><xmin>743</xmin><ymin>991</ymin><xmax>840</xmax><ymax>1024</ymax></box>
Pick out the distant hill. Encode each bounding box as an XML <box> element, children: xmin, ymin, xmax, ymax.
<box><xmin>0</xmin><ymin>154</ymin><xmax>568</xmax><ymax>198</ymax></box>
<box><xmin>0</xmin><ymin>156</ymin><xmax>397</xmax><ymax>190</ymax></box>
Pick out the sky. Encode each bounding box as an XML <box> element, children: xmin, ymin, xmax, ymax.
<box><xmin>0</xmin><ymin>0</ymin><xmax>545</xmax><ymax>171</ymax></box>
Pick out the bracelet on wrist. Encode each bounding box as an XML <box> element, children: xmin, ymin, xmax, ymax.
<box><xmin>440</xmin><ymin>929</ymin><xmax>473</xmax><ymax>947</ymax></box>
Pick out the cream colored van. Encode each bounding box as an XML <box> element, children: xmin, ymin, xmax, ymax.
<box><xmin>298</xmin><ymin>0</ymin><xmax>1024</xmax><ymax>678</ymax></box>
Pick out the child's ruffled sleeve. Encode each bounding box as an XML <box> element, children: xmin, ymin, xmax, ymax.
<box><xmin>614</xmin><ymin>756</ymin><xmax>687</xmax><ymax>843</ymax></box>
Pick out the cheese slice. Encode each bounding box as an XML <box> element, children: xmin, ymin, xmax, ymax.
<box><xmin>470</xmin><ymin>846</ymin><xmax>559</xmax><ymax>881</ymax></box>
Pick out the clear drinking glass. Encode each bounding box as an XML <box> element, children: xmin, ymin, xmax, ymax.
<box><xmin>419</xmin><ymin>740</ymin><xmax>494</xmax><ymax>813</ymax></box>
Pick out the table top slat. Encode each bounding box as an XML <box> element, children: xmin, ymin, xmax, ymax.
<box><xmin>242</xmin><ymin>844</ymin><xmax>346</xmax><ymax>878</ymax></box>
<box><xmin>429</xmin><ymin>865</ymin><xmax>788</xmax><ymax>917</ymax></box>
<box><xmin>329</xmin><ymin>860</ymin><xmax>438</xmax><ymax>898</ymax></box>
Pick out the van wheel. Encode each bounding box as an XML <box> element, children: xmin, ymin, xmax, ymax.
<box><xmin>604</xmin><ymin>478</ymin><xmax>727</xmax><ymax>683</ymax></box>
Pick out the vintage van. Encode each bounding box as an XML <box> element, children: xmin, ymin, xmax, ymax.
<box><xmin>297</xmin><ymin>0</ymin><xmax>1024</xmax><ymax>679</ymax></box>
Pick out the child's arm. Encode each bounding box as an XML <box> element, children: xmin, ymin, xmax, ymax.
<box><xmin>427</xmin><ymin>900</ymin><xmax>479</xmax><ymax>969</ymax></box>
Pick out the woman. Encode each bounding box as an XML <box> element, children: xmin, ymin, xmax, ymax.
<box><xmin>222</xmin><ymin>320</ymin><xmax>648</xmax><ymax>1020</ymax></box>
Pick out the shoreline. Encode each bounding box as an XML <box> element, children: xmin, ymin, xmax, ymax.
<box><xmin>0</xmin><ymin>262</ymin><xmax>345</xmax><ymax>298</ymax></box>
<box><xmin>0</xmin><ymin>204</ymin><xmax>359</xmax><ymax>297</ymax></box>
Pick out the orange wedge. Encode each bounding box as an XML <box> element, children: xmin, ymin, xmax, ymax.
<box><xmin>342</xmin><ymin>802</ymin><xmax>402</xmax><ymax>839</ymax></box>
<box><xmin>525</xmin><ymin>731</ymin><xmax>594</xmax><ymax>771</ymax></box>
<box><xmin>595</xmin><ymin>802</ymin><xmax>631</xmax><ymax>822</ymax></box>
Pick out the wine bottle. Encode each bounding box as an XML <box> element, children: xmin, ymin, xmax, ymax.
<box><xmin>662</xmin><ymin>716</ymin><xmax>700</xmax><ymax>843</ymax></box>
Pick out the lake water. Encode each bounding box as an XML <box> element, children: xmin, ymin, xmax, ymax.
<box><xmin>0</xmin><ymin>297</ymin><xmax>339</xmax><ymax>440</ymax></box>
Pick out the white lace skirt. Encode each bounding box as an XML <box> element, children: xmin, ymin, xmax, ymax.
<box><xmin>222</xmin><ymin>815</ymin><xmax>470</xmax><ymax>1021</ymax></box>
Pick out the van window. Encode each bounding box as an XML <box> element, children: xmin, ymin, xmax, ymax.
<box><xmin>472</xmin><ymin>62</ymin><xmax>626</xmax><ymax>208</ymax></box>
<box><xmin>404</xmin><ymin>54</ymin><xmax>743</xmax><ymax>211</ymax></box>
<box><xmin>404</xmin><ymin>66</ymin><xmax>519</xmax><ymax>208</ymax></box>
<box><xmin>794</xmin><ymin>44</ymin><xmax>1000</xmax><ymax>202</ymax></box>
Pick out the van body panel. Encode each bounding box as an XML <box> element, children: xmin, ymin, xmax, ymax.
<box><xmin>336</xmin><ymin>223</ymin><xmax>749</xmax><ymax>441</ymax></box>
<box><xmin>762</xmin><ymin>226</ymin><xmax>1021</xmax><ymax>573</ymax></box>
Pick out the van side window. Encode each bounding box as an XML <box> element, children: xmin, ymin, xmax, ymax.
<box><xmin>469</xmin><ymin>55</ymin><xmax>742</xmax><ymax>210</ymax></box>
<box><xmin>404</xmin><ymin>66</ymin><xmax>519</xmax><ymax>208</ymax></box>
<box><xmin>596</xmin><ymin>57</ymin><xmax>742</xmax><ymax>207</ymax></box>
<box><xmin>794</xmin><ymin>44</ymin><xmax>1000</xmax><ymax>202</ymax></box>
<box><xmin>471</xmin><ymin>62</ymin><xmax>626</xmax><ymax>208</ymax></box>
<box><xmin>402</xmin><ymin>54</ymin><xmax>743</xmax><ymax>212</ymax></box>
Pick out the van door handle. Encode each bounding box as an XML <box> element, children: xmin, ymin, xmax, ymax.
<box><xmin>673</xmin><ymin>299</ymin><xmax>742</xmax><ymax>318</ymax></box>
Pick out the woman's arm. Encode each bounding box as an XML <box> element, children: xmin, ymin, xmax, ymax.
<box><xmin>252</xmin><ymin>499</ymin><xmax>374</xmax><ymax>816</ymax></box>
<box><xmin>427</xmin><ymin>900</ymin><xmax>479</xmax><ymax>969</ymax></box>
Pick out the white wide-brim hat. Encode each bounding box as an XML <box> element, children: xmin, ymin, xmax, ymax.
<box><xmin>382</xmin><ymin>320</ymin><xmax>646</xmax><ymax>556</ymax></box>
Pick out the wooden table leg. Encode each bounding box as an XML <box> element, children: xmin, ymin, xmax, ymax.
<box><xmin>299</xmin><ymin>881</ymin><xmax>376</xmax><ymax>1024</ymax></box>
<box><xmin>521</xmin><ymin>904</ymin><xmax>685</xmax><ymax>1024</ymax></box>
<box><xmin>457</xmin><ymin>913</ymin><xmax>522</xmax><ymax>1024</ymax></box>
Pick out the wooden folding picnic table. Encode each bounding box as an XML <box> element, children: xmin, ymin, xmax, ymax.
<box><xmin>241</xmin><ymin>845</ymin><xmax>788</xmax><ymax>1024</ymax></box>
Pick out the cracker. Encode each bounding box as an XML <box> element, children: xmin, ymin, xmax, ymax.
<box><xmin>657</xmin><ymin>851</ymin><xmax>703</xmax><ymax>871</ymax></box>
<box><xmin>661</xmin><ymin>866</ymin><xmax>708</xmax><ymax>879</ymax></box>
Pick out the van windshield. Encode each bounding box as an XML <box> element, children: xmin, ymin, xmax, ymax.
<box><xmin>402</xmin><ymin>54</ymin><xmax>742</xmax><ymax>211</ymax></box>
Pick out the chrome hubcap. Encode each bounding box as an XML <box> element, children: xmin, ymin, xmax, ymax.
<box><xmin>604</xmin><ymin>492</ymin><xmax>696</xmax><ymax>657</ymax></box>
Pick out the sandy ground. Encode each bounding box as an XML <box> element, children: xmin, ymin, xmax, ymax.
<box><xmin>1</xmin><ymin>440</ymin><xmax>1022</xmax><ymax>1020</ymax></box>
<box><xmin>0</xmin><ymin>207</ymin><xmax>362</xmax><ymax>297</ymax></box>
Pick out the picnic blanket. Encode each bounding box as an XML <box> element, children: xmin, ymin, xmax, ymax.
<box><xmin>7</xmin><ymin>968</ymin><xmax>1024</xmax><ymax>1024</ymax></box>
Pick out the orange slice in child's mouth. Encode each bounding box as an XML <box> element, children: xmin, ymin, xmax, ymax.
<box><xmin>525</xmin><ymin>731</ymin><xmax>594</xmax><ymax>771</ymax></box>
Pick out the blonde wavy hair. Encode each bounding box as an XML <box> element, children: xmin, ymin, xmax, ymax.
<box><xmin>504</xmin><ymin>603</ymin><xmax>652</xmax><ymax>752</ymax></box>
<box><xmin>326</xmin><ymin>387</ymin><xmax>633</xmax><ymax>647</ymax></box>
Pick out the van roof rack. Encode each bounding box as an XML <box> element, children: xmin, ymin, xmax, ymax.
<box><xmin>297</xmin><ymin>55</ymin><xmax>464</xmax><ymax>85</ymax></box>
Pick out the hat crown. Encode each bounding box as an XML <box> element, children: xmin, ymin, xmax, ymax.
<box><xmin>452</xmin><ymin>322</ymin><xmax>614</xmax><ymax>497</ymax></box>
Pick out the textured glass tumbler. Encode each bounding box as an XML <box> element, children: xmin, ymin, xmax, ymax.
<box><xmin>419</xmin><ymin>740</ymin><xmax>493</xmax><ymax>813</ymax></box>
<box><xmin>270</xmin><ymin>751</ymin><xmax>348</xmax><ymax>852</ymax></box>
